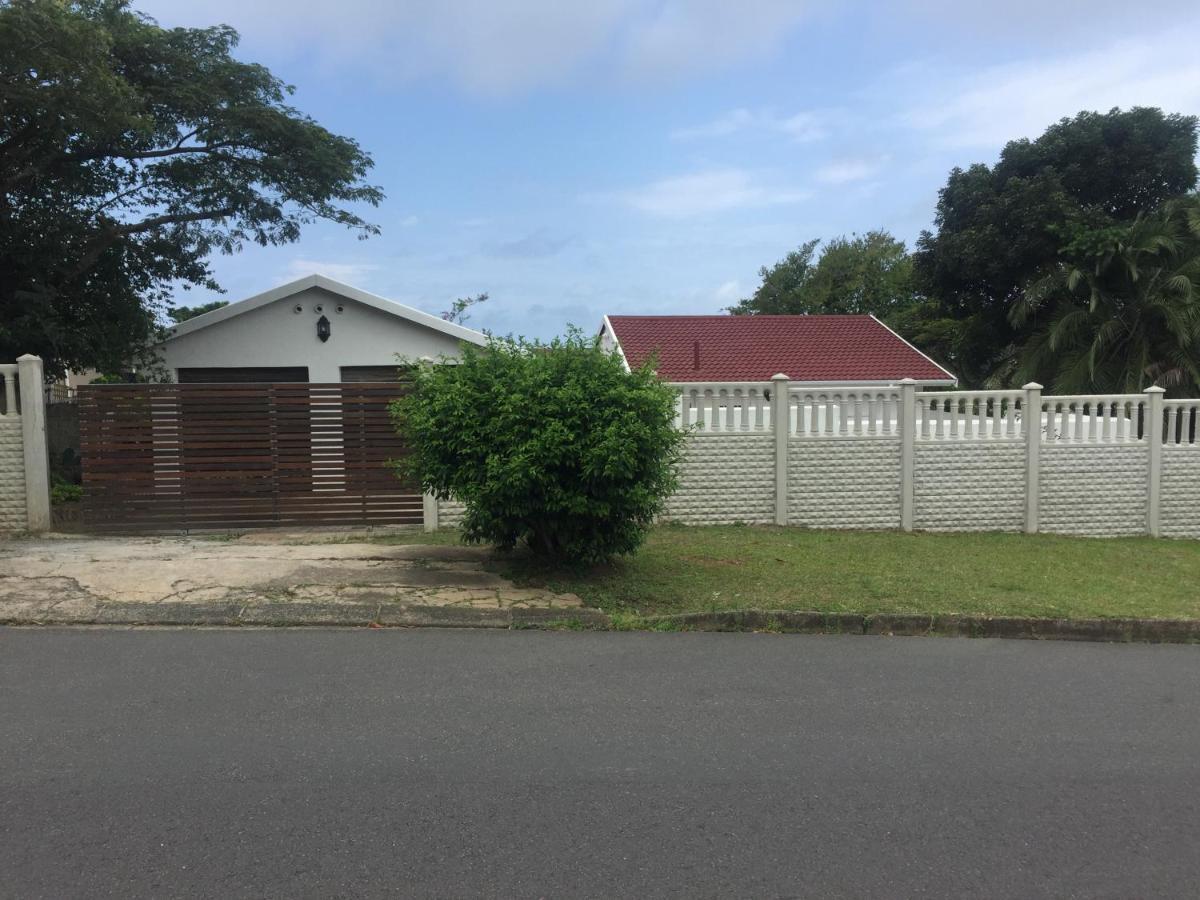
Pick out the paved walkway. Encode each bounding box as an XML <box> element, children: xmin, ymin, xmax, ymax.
<box><xmin>0</xmin><ymin>533</ymin><xmax>590</xmax><ymax>626</ymax></box>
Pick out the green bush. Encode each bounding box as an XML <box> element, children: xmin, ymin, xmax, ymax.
<box><xmin>51</xmin><ymin>476</ymin><xmax>82</xmax><ymax>504</ymax></box>
<box><xmin>393</xmin><ymin>331</ymin><xmax>684</xmax><ymax>563</ymax></box>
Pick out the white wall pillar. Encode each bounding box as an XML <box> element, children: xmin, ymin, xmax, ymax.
<box><xmin>899</xmin><ymin>378</ymin><xmax>917</xmax><ymax>532</ymax></box>
<box><xmin>1145</xmin><ymin>386</ymin><xmax>1165</xmax><ymax>538</ymax></box>
<box><xmin>17</xmin><ymin>354</ymin><xmax>51</xmax><ymax>532</ymax></box>
<box><xmin>422</xmin><ymin>491</ymin><xmax>439</xmax><ymax>533</ymax></box>
<box><xmin>1023</xmin><ymin>382</ymin><xmax>1042</xmax><ymax>535</ymax></box>
<box><xmin>771</xmin><ymin>373</ymin><xmax>789</xmax><ymax>526</ymax></box>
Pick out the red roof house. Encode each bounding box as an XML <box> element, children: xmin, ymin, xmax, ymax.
<box><xmin>600</xmin><ymin>314</ymin><xmax>955</xmax><ymax>385</ymax></box>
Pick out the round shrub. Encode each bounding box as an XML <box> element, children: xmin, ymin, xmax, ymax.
<box><xmin>393</xmin><ymin>332</ymin><xmax>683</xmax><ymax>563</ymax></box>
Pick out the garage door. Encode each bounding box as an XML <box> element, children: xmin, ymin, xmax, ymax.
<box><xmin>340</xmin><ymin>365</ymin><xmax>411</xmax><ymax>383</ymax></box>
<box><xmin>177</xmin><ymin>367</ymin><xmax>309</xmax><ymax>383</ymax></box>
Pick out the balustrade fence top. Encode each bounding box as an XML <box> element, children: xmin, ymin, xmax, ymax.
<box><xmin>672</xmin><ymin>383</ymin><xmax>1199</xmax><ymax>446</ymax></box>
<box><xmin>0</xmin><ymin>365</ymin><xmax>19</xmax><ymax>418</ymax></box>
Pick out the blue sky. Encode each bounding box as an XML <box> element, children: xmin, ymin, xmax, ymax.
<box><xmin>140</xmin><ymin>0</ymin><xmax>1200</xmax><ymax>338</ymax></box>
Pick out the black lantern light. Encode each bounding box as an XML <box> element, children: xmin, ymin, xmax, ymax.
<box><xmin>316</xmin><ymin>314</ymin><xmax>331</xmax><ymax>343</ymax></box>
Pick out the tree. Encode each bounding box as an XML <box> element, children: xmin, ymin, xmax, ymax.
<box><xmin>393</xmin><ymin>332</ymin><xmax>684</xmax><ymax>564</ymax></box>
<box><xmin>167</xmin><ymin>300</ymin><xmax>229</xmax><ymax>323</ymax></box>
<box><xmin>441</xmin><ymin>292</ymin><xmax>488</xmax><ymax>325</ymax></box>
<box><xmin>1010</xmin><ymin>198</ymin><xmax>1200</xmax><ymax>394</ymax></box>
<box><xmin>729</xmin><ymin>231</ymin><xmax>919</xmax><ymax>317</ymax></box>
<box><xmin>0</xmin><ymin>0</ymin><xmax>382</xmax><ymax>375</ymax></box>
<box><xmin>914</xmin><ymin>108</ymin><xmax>1199</xmax><ymax>386</ymax></box>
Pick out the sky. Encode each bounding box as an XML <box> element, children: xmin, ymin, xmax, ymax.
<box><xmin>139</xmin><ymin>0</ymin><xmax>1200</xmax><ymax>338</ymax></box>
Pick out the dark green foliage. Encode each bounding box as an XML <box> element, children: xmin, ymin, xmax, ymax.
<box><xmin>0</xmin><ymin>0</ymin><xmax>381</xmax><ymax>375</ymax></box>
<box><xmin>167</xmin><ymin>300</ymin><xmax>229</xmax><ymax>323</ymax></box>
<box><xmin>914</xmin><ymin>108</ymin><xmax>1199</xmax><ymax>385</ymax></box>
<box><xmin>729</xmin><ymin>230</ymin><xmax>919</xmax><ymax>318</ymax></box>
<box><xmin>440</xmin><ymin>292</ymin><xmax>488</xmax><ymax>325</ymax></box>
<box><xmin>1011</xmin><ymin>198</ymin><xmax>1200</xmax><ymax>393</ymax></box>
<box><xmin>51</xmin><ymin>476</ymin><xmax>83</xmax><ymax>504</ymax></box>
<box><xmin>393</xmin><ymin>332</ymin><xmax>685</xmax><ymax>564</ymax></box>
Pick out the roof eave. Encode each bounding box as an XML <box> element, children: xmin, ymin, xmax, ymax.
<box><xmin>162</xmin><ymin>274</ymin><xmax>490</xmax><ymax>346</ymax></box>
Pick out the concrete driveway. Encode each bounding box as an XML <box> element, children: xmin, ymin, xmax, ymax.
<box><xmin>0</xmin><ymin>532</ymin><xmax>587</xmax><ymax>626</ymax></box>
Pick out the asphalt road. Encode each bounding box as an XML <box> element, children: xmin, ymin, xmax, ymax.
<box><xmin>2</xmin><ymin>629</ymin><xmax>1198</xmax><ymax>899</ymax></box>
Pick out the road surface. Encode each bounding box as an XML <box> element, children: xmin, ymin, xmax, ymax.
<box><xmin>2</xmin><ymin>628</ymin><xmax>1197</xmax><ymax>898</ymax></box>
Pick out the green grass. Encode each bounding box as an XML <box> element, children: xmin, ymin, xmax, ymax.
<box><xmin>497</xmin><ymin>524</ymin><xmax>1200</xmax><ymax>621</ymax></box>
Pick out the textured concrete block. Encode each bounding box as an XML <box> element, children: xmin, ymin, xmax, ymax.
<box><xmin>787</xmin><ymin>438</ymin><xmax>901</xmax><ymax>529</ymax></box>
<box><xmin>0</xmin><ymin>419</ymin><xmax>26</xmax><ymax>530</ymax></box>
<box><xmin>1040</xmin><ymin>445</ymin><xmax>1147</xmax><ymax>536</ymax></box>
<box><xmin>913</xmin><ymin>441</ymin><xmax>1025</xmax><ymax>532</ymax></box>
<box><xmin>665</xmin><ymin>434</ymin><xmax>775</xmax><ymax>525</ymax></box>
<box><xmin>1160</xmin><ymin>448</ymin><xmax>1200</xmax><ymax>539</ymax></box>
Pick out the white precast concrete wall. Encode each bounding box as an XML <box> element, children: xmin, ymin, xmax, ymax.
<box><xmin>1160</xmin><ymin>448</ymin><xmax>1200</xmax><ymax>539</ymax></box>
<box><xmin>437</xmin><ymin>498</ymin><xmax>467</xmax><ymax>528</ymax></box>
<box><xmin>1040</xmin><ymin>445</ymin><xmax>1148</xmax><ymax>537</ymax></box>
<box><xmin>664</xmin><ymin>434</ymin><xmax>774</xmax><ymax>525</ymax></box>
<box><xmin>656</xmin><ymin>382</ymin><xmax>1200</xmax><ymax>540</ymax></box>
<box><xmin>787</xmin><ymin>438</ymin><xmax>901</xmax><ymax>529</ymax></box>
<box><xmin>0</xmin><ymin>417</ymin><xmax>25</xmax><ymax>530</ymax></box>
<box><xmin>426</xmin><ymin>381</ymin><xmax>1200</xmax><ymax>541</ymax></box>
<box><xmin>913</xmin><ymin>442</ymin><xmax>1025</xmax><ymax>532</ymax></box>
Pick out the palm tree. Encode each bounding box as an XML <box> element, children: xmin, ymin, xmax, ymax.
<box><xmin>1011</xmin><ymin>198</ymin><xmax>1200</xmax><ymax>394</ymax></box>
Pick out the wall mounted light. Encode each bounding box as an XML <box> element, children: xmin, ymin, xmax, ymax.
<box><xmin>316</xmin><ymin>315</ymin><xmax>331</xmax><ymax>343</ymax></box>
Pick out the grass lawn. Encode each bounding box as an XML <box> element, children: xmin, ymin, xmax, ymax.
<box><xmin>495</xmin><ymin>525</ymin><xmax>1200</xmax><ymax>621</ymax></box>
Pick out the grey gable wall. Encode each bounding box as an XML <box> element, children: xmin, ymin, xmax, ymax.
<box><xmin>158</xmin><ymin>287</ymin><xmax>469</xmax><ymax>382</ymax></box>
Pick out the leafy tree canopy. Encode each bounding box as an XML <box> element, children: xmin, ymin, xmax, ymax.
<box><xmin>1011</xmin><ymin>197</ymin><xmax>1200</xmax><ymax>394</ymax></box>
<box><xmin>441</xmin><ymin>292</ymin><xmax>488</xmax><ymax>325</ymax></box>
<box><xmin>393</xmin><ymin>332</ymin><xmax>684</xmax><ymax>564</ymax></box>
<box><xmin>167</xmin><ymin>299</ymin><xmax>229</xmax><ymax>323</ymax></box>
<box><xmin>729</xmin><ymin>230</ymin><xmax>918</xmax><ymax>317</ymax></box>
<box><xmin>0</xmin><ymin>0</ymin><xmax>382</xmax><ymax>375</ymax></box>
<box><xmin>914</xmin><ymin>107</ymin><xmax>1199</xmax><ymax>385</ymax></box>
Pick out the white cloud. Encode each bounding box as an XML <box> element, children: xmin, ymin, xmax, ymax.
<box><xmin>900</xmin><ymin>0</ymin><xmax>1198</xmax><ymax>42</ymax></box>
<box><xmin>279</xmin><ymin>259</ymin><xmax>379</xmax><ymax>284</ymax></box>
<box><xmin>620</xmin><ymin>0</ymin><xmax>813</xmax><ymax>82</ymax></box>
<box><xmin>139</xmin><ymin>0</ymin><xmax>816</xmax><ymax>95</ymax></box>
<box><xmin>713</xmin><ymin>280</ymin><xmax>741</xmax><ymax>303</ymax></box>
<box><xmin>601</xmin><ymin>168</ymin><xmax>810</xmax><ymax>217</ymax></box>
<box><xmin>399</xmin><ymin>215</ymin><xmax>419</xmax><ymax>227</ymax></box>
<box><xmin>814</xmin><ymin>157</ymin><xmax>887</xmax><ymax>185</ymax></box>
<box><xmin>672</xmin><ymin>108</ymin><xmax>828</xmax><ymax>143</ymax></box>
<box><xmin>900</xmin><ymin>30</ymin><xmax>1200</xmax><ymax>149</ymax></box>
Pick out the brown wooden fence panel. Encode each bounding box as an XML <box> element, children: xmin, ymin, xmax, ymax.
<box><xmin>80</xmin><ymin>382</ymin><xmax>421</xmax><ymax>531</ymax></box>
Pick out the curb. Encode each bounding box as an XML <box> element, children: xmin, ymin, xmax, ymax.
<box><xmin>0</xmin><ymin>601</ymin><xmax>611</xmax><ymax>630</ymax></box>
<box><xmin>636</xmin><ymin>610</ymin><xmax>1200</xmax><ymax>643</ymax></box>
<box><xmin>4</xmin><ymin>603</ymin><xmax>1199</xmax><ymax>643</ymax></box>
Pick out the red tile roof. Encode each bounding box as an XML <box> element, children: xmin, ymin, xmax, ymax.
<box><xmin>606</xmin><ymin>315</ymin><xmax>955</xmax><ymax>383</ymax></box>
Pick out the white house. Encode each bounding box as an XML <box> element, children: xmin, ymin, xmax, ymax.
<box><xmin>156</xmin><ymin>275</ymin><xmax>488</xmax><ymax>383</ymax></box>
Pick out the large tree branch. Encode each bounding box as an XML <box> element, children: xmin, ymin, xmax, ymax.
<box><xmin>66</xmin><ymin>205</ymin><xmax>240</xmax><ymax>283</ymax></box>
<box><xmin>111</xmin><ymin>206</ymin><xmax>238</xmax><ymax>236</ymax></box>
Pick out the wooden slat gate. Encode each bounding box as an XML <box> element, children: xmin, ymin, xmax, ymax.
<box><xmin>79</xmin><ymin>382</ymin><xmax>422</xmax><ymax>531</ymax></box>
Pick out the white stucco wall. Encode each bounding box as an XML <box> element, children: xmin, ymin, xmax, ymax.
<box><xmin>158</xmin><ymin>287</ymin><xmax>471</xmax><ymax>383</ymax></box>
